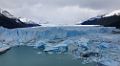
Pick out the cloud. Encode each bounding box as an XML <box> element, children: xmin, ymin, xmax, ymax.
<box><xmin>0</xmin><ymin>0</ymin><xmax>120</xmax><ymax>24</ymax></box>
<box><xmin>47</xmin><ymin>6</ymin><xmax>102</xmax><ymax>24</ymax></box>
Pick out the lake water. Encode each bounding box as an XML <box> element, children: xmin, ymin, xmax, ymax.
<box><xmin>0</xmin><ymin>46</ymin><xmax>95</xmax><ymax>66</ymax></box>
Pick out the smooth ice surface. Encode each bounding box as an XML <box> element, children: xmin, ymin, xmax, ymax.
<box><xmin>0</xmin><ymin>26</ymin><xmax>120</xmax><ymax>66</ymax></box>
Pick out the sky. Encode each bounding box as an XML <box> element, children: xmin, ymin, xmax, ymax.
<box><xmin>0</xmin><ymin>0</ymin><xmax>120</xmax><ymax>25</ymax></box>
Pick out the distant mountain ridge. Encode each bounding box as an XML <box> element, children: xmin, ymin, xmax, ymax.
<box><xmin>81</xmin><ymin>10</ymin><xmax>120</xmax><ymax>28</ymax></box>
<box><xmin>0</xmin><ymin>9</ymin><xmax>40</xmax><ymax>29</ymax></box>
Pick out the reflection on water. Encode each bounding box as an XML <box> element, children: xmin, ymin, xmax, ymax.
<box><xmin>0</xmin><ymin>46</ymin><xmax>95</xmax><ymax>66</ymax></box>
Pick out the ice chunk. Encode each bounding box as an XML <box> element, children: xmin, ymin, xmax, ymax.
<box><xmin>43</xmin><ymin>44</ymin><xmax>68</xmax><ymax>54</ymax></box>
<box><xmin>0</xmin><ymin>46</ymin><xmax>11</xmax><ymax>55</ymax></box>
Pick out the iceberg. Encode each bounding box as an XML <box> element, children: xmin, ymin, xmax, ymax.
<box><xmin>0</xmin><ymin>43</ymin><xmax>11</xmax><ymax>55</ymax></box>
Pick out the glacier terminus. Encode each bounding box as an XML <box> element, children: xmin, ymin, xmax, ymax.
<box><xmin>0</xmin><ymin>26</ymin><xmax>120</xmax><ymax>66</ymax></box>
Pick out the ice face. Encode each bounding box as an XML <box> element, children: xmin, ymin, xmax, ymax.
<box><xmin>0</xmin><ymin>26</ymin><xmax>120</xmax><ymax>66</ymax></box>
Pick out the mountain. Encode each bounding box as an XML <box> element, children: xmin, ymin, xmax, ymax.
<box><xmin>0</xmin><ymin>9</ymin><xmax>40</xmax><ymax>29</ymax></box>
<box><xmin>81</xmin><ymin>10</ymin><xmax>120</xmax><ymax>28</ymax></box>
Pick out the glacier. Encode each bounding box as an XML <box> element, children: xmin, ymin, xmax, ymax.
<box><xmin>0</xmin><ymin>26</ymin><xmax>120</xmax><ymax>66</ymax></box>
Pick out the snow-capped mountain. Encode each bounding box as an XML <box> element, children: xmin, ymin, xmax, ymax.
<box><xmin>104</xmin><ymin>9</ymin><xmax>120</xmax><ymax>17</ymax></box>
<box><xmin>0</xmin><ymin>9</ymin><xmax>40</xmax><ymax>29</ymax></box>
<box><xmin>19</xmin><ymin>17</ymin><xmax>38</xmax><ymax>24</ymax></box>
<box><xmin>81</xmin><ymin>10</ymin><xmax>120</xmax><ymax>28</ymax></box>
<box><xmin>0</xmin><ymin>8</ymin><xmax>16</xmax><ymax>19</ymax></box>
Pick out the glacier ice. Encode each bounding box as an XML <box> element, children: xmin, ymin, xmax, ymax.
<box><xmin>0</xmin><ymin>26</ymin><xmax>120</xmax><ymax>66</ymax></box>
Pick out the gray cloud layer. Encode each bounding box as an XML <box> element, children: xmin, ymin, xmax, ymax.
<box><xmin>0</xmin><ymin>0</ymin><xmax>120</xmax><ymax>24</ymax></box>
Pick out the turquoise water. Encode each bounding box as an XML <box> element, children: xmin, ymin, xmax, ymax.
<box><xmin>0</xmin><ymin>46</ymin><xmax>95</xmax><ymax>66</ymax></box>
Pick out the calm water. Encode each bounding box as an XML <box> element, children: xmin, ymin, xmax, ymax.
<box><xmin>0</xmin><ymin>46</ymin><xmax>95</xmax><ymax>66</ymax></box>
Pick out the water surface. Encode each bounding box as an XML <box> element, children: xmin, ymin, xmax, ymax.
<box><xmin>0</xmin><ymin>46</ymin><xmax>95</xmax><ymax>66</ymax></box>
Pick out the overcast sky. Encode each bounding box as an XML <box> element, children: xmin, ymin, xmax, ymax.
<box><xmin>0</xmin><ymin>0</ymin><xmax>120</xmax><ymax>25</ymax></box>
